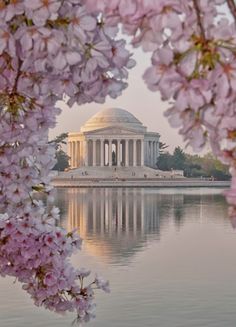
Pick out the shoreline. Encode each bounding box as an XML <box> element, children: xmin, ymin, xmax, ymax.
<box><xmin>52</xmin><ymin>178</ymin><xmax>230</xmax><ymax>188</ymax></box>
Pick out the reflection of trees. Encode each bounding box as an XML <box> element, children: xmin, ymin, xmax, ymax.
<box><xmin>54</xmin><ymin>188</ymin><xmax>228</xmax><ymax>264</ymax></box>
<box><xmin>174</xmin><ymin>207</ymin><xmax>184</xmax><ymax>225</ymax></box>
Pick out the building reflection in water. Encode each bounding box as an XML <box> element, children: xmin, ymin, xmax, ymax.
<box><xmin>55</xmin><ymin>188</ymin><xmax>228</xmax><ymax>264</ymax></box>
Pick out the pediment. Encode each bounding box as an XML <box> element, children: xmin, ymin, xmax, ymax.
<box><xmin>84</xmin><ymin>126</ymin><xmax>144</xmax><ymax>136</ymax></box>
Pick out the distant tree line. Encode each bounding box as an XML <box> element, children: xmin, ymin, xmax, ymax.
<box><xmin>157</xmin><ymin>146</ymin><xmax>231</xmax><ymax>181</ymax></box>
<box><xmin>49</xmin><ymin>133</ymin><xmax>70</xmax><ymax>171</ymax></box>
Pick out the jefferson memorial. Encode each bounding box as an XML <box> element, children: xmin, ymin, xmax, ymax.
<box><xmin>68</xmin><ymin>108</ymin><xmax>160</xmax><ymax>169</ymax></box>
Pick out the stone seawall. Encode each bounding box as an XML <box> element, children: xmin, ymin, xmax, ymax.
<box><xmin>52</xmin><ymin>178</ymin><xmax>230</xmax><ymax>188</ymax></box>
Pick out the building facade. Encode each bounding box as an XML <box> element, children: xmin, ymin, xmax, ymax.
<box><xmin>68</xmin><ymin>108</ymin><xmax>160</xmax><ymax>169</ymax></box>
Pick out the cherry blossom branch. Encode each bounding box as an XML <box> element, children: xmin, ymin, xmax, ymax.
<box><xmin>226</xmin><ymin>0</ymin><xmax>236</xmax><ymax>23</ymax></box>
<box><xmin>11</xmin><ymin>60</ymin><xmax>22</xmax><ymax>95</ymax></box>
<box><xmin>192</xmin><ymin>0</ymin><xmax>206</xmax><ymax>40</ymax></box>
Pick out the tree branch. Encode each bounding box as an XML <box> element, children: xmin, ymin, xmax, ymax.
<box><xmin>192</xmin><ymin>0</ymin><xmax>206</xmax><ymax>40</ymax></box>
<box><xmin>11</xmin><ymin>60</ymin><xmax>22</xmax><ymax>94</ymax></box>
<box><xmin>226</xmin><ymin>0</ymin><xmax>236</xmax><ymax>23</ymax></box>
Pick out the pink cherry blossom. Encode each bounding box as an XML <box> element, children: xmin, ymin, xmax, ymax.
<box><xmin>1</xmin><ymin>0</ymin><xmax>236</xmax><ymax>324</ymax></box>
<box><xmin>24</xmin><ymin>0</ymin><xmax>61</xmax><ymax>26</ymax></box>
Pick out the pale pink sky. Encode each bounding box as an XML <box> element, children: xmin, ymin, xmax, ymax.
<box><xmin>50</xmin><ymin>48</ymin><xmax>192</xmax><ymax>153</ymax></box>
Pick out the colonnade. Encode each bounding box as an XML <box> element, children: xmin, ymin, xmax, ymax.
<box><xmin>145</xmin><ymin>140</ymin><xmax>159</xmax><ymax>168</ymax></box>
<box><xmin>68</xmin><ymin>138</ymin><xmax>145</xmax><ymax>168</ymax></box>
<box><xmin>68</xmin><ymin>139</ymin><xmax>84</xmax><ymax>168</ymax></box>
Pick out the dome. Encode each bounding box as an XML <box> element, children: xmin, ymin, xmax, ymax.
<box><xmin>81</xmin><ymin>108</ymin><xmax>146</xmax><ymax>133</ymax></box>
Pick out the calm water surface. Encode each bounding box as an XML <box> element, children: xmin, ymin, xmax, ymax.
<box><xmin>1</xmin><ymin>187</ymin><xmax>236</xmax><ymax>327</ymax></box>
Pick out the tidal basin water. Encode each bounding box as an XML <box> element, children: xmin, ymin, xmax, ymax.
<box><xmin>2</xmin><ymin>187</ymin><xmax>236</xmax><ymax>327</ymax></box>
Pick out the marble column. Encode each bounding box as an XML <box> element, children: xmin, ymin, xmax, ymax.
<box><xmin>144</xmin><ymin>140</ymin><xmax>147</xmax><ymax>166</ymax></box>
<box><xmin>72</xmin><ymin>141</ymin><xmax>75</xmax><ymax>168</ymax></box>
<box><xmin>108</xmin><ymin>140</ymin><xmax>112</xmax><ymax>166</ymax></box>
<box><xmin>68</xmin><ymin>142</ymin><xmax>72</xmax><ymax>167</ymax></box>
<box><xmin>100</xmin><ymin>140</ymin><xmax>104</xmax><ymax>167</ymax></box>
<box><xmin>147</xmin><ymin>141</ymin><xmax>150</xmax><ymax>167</ymax></box>
<box><xmin>125</xmin><ymin>139</ymin><xmax>129</xmax><ymax>167</ymax></box>
<box><xmin>117</xmin><ymin>139</ymin><xmax>121</xmax><ymax>166</ymax></box>
<box><xmin>141</xmin><ymin>139</ymin><xmax>144</xmax><ymax>167</ymax></box>
<box><xmin>84</xmin><ymin>140</ymin><xmax>88</xmax><ymax>167</ymax></box>
<box><xmin>154</xmin><ymin>141</ymin><xmax>157</xmax><ymax>168</ymax></box>
<box><xmin>150</xmin><ymin>141</ymin><xmax>153</xmax><ymax>168</ymax></box>
<box><xmin>133</xmin><ymin>139</ymin><xmax>137</xmax><ymax>167</ymax></box>
<box><xmin>70</xmin><ymin>142</ymin><xmax>73</xmax><ymax>167</ymax></box>
<box><xmin>156</xmin><ymin>140</ymin><xmax>159</xmax><ymax>158</ymax></box>
<box><xmin>122</xmin><ymin>141</ymin><xmax>125</xmax><ymax>166</ymax></box>
<box><xmin>76</xmin><ymin>141</ymin><xmax>79</xmax><ymax>167</ymax></box>
<box><xmin>92</xmin><ymin>139</ymin><xmax>96</xmax><ymax>166</ymax></box>
<box><xmin>73</xmin><ymin>141</ymin><xmax>76</xmax><ymax>168</ymax></box>
<box><xmin>80</xmin><ymin>141</ymin><xmax>83</xmax><ymax>166</ymax></box>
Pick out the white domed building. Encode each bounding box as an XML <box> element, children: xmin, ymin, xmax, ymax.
<box><xmin>68</xmin><ymin>108</ymin><xmax>160</xmax><ymax>169</ymax></box>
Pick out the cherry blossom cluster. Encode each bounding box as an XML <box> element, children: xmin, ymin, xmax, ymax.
<box><xmin>0</xmin><ymin>0</ymin><xmax>133</xmax><ymax>322</ymax></box>
<box><xmin>0</xmin><ymin>0</ymin><xmax>134</xmax><ymax>106</ymax></box>
<box><xmin>85</xmin><ymin>0</ymin><xmax>236</xmax><ymax>217</ymax></box>
<box><xmin>0</xmin><ymin>96</ymin><xmax>110</xmax><ymax>321</ymax></box>
<box><xmin>0</xmin><ymin>211</ymin><xmax>109</xmax><ymax>322</ymax></box>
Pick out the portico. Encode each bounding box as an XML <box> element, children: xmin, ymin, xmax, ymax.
<box><xmin>68</xmin><ymin>108</ymin><xmax>160</xmax><ymax>169</ymax></box>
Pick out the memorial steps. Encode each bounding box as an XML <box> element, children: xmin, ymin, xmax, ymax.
<box><xmin>56</xmin><ymin>165</ymin><xmax>174</xmax><ymax>180</ymax></box>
